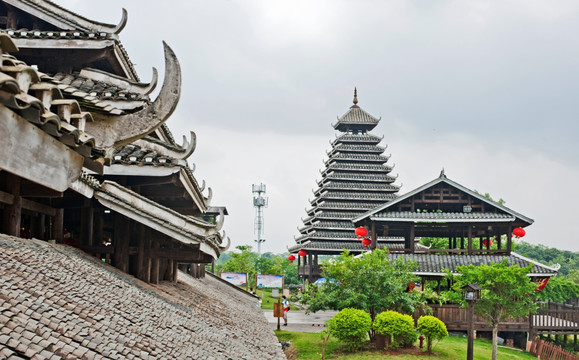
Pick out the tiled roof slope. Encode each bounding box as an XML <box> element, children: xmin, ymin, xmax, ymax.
<box><xmin>0</xmin><ymin>235</ymin><xmax>284</xmax><ymax>359</ymax></box>
<box><xmin>390</xmin><ymin>253</ymin><xmax>559</xmax><ymax>277</ymax></box>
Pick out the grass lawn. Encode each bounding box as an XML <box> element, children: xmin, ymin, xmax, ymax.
<box><xmin>275</xmin><ymin>331</ymin><xmax>537</xmax><ymax>360</ymax></box>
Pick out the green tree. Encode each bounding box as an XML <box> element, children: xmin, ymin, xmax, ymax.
<box><xmin>302</xmin><ymin>249</ymin><xmax>422</xmax><ymax>333</ymax></box>
<box><xmin>535</xmin><ymin>276</ymin><xmax>579</xmax><ymax>303</ymax></box>
<box><xmin>416</xmin><ymin>315</ymin><xmax>448</xmax><ymax>354</ymax></box>
<box><xmin>327</xmin><ymin>308</ymin><xmax>372</xmax><ymax>351</ymax></box>
<box><xmin>220</xmin><ymin>245</ymin><xmax>258</xmax><ymax>288</ymax></box>
<box><xmin>447</xmin><ymin>260</ymin><xmax>538</xmax><ymax>360</ymax></box>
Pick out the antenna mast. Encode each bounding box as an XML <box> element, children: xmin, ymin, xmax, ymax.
<box><xmin>252</xmin><ymin>183</ymin><xmax>268</xmax><ymax>255</ymax></box>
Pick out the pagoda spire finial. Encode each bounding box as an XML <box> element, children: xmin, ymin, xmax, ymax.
<box><xmin>353</xmin><ymin>87</ymin><xmax>358</xmax><ymax>105</ymax></box>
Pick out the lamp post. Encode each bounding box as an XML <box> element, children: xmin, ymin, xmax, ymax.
<box><xmin>463</xmin><ymin>284</ymin><xmax>482</xmax><ymax>360</ymax></box>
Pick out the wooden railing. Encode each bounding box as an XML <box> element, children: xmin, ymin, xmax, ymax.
<box><xmin>528</xmin><ymin>338</ymin><xmax>579</xmax><ymax>360</ymax></box>
<box><xmin>424</xmin><ymin>303</ymin><xmax>579</xmax><ymax>333</ymax></box>
<box><xmin>534</xmin><ymin>302</ymin><xmax>579</xmax><ymax>333</ymax></box>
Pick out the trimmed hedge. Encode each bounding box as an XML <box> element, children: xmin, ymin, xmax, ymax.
<box><xmin>328</xmin><ymin>308</ymin><xmax>372</xmax><ymax>351</ymax></box>
<box><xmin>373</xmin><ymin>310</ymin><xmax>418</xmax><ymax>348</ymax></box>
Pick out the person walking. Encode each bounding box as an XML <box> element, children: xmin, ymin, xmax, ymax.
<box><xmin>282</xmin><ymin>295</ymin><xmax>289</xmax><ymax>326</ymax></box>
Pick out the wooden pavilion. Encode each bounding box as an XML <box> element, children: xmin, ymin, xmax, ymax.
<box><xmin>0</xmin><ymin>0</ymin><xmax>229</xmax><ymax>283</ymax></box>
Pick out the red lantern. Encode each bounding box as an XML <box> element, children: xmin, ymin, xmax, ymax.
<box><xmin>288</xmin><ymin>254</ymin><xmax>296</xmax><ymax>263</ymax></box>
<box><xmin>482</xmin><ymin>239</ymin><xmax>493</xmax><ymax>247</ymax></box>
<box><xmin>298</xmin><ymin>250</ymin><xmax>307</xmax><ymax>257</ymax></box>
<box><xmin>361</xmin><ymin>238</ymin><xmax>371</xmax><ymax>249</ymax></box>
<box><xmin>355</xmin><ymin>226</ymin><xmax>368</xmax><ymax>238</ymax></box>
<box><xmin>513</xmin><ymin>227</ymin><xmax>526</xmax><ymax>238</ymax></box>
<box><xmin>408</xmin><ymin>282</ymin><xmax>416</xmax><ymax>292</ymax></box>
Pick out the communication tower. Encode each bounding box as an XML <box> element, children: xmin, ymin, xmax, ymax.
<box><xmin>252</xmin><ymin>183</ymin><xmax>268</xmax><ymax>255</ymax></box>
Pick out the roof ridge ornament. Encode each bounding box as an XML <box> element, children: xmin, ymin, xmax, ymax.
<box><xmin>440</xmin><ymin>168</ymin><xmax>446</xmax><ymax>178</ymax></box>
<box><xmin>351</xmin><ymin>87</ymin><xmax>359</xmax><ymax>108</ymax></box>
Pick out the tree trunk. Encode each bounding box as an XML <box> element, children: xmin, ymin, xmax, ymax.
<box><xmin>492</xmin><ymin>324</ymin><xmax>499</xmax><ymax>360</ymax></box>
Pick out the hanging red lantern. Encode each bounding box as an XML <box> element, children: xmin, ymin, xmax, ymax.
<box><xmin>408</xmin><ymin>282</ymin><xmax>416</xmax><ymax>292</ymax></box>
<box><xmin>482</xmin><ymin>239</ymin><xmax>494</xmax><ymax>247</ymax></box>
<box><xmin>513</xmin><ymin>227</ymin><xmax>526</xmax><ymax>238</ymax></box>
<box><xmin>355</xmin><ymin>226</ymin><xmax>368</xmax><ymax>238</ymax></box>
<box><xmin>298</xmin><ymin>250</ymin><xmax>307</xmax><ymax>257</ymax></box>
<box><xmin>361</xmin><ymin>238</ymin><xmax>371</xmax><ymax>249</ymax></box>
<box><xmin>288</xmin><ymin>254</ymin><xmax>296</xmax><ymax>263</ymax></box>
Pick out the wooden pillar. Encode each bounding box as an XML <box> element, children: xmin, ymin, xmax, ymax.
<box><xmin>165</xmin><ymin>259</ymin><xmax>174</xmax><ymax>281</ymax></box>
<box><xmin>150</xmin><ymin>239</ymin><xmax>159</xmax><ymax>284</ymax></box>
<box><xmin>3</xmin><ymin>173</ymin><xmax>21</xmax><ymax>236</ymax></box>
<box><xmin>6</xmin><ymin>5</ymin><xmax>18</xmax><ymax>29</ymax></box>
<box><xmin>506</xmin><ymin>224</ymin><xmax>513</xmax><ymax>254</ymax></box>
<box><xmin>52</xmin><ymin>208</ymin><xmax>64</xmax><ymax>243</ymax></box>
<box><xmin>113</xmin><ymin>214</ymin><xmax>130</xmax><ymax>273</ymax></box>
<box><xmin>408</xmin><ymin>224</ymin><xmax>415</xmax><ymax>253</ymax></box>
<box><xmin>136</xmin><ymin>224</ymin><xmax>149</xmax><ymax>282</ymax></box>
<box><xmin>467</xmin><ymin>226</ymin><xmax>473</xmax><ymax>255</ymax></box>
<box><xmin>307</xmin><ymin>253</ymin><xmax>313</xmax><ymax>283</ymax></box>
<box><xmin>370</xmin><ymin>221</ymin><xmax>377</xmax><ymax>250</ymax></box>
<box><xmin>172</xmin><ymin>260</ymin><xmax>179</xmax><ymax>283</ymax></box>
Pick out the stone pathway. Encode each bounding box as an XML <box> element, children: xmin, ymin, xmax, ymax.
<box><xmin>262</xmin><ymin>309</ymin><xmax>338</xmax><ymax>333</ymax></box>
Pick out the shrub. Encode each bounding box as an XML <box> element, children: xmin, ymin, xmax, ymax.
<box><xmin>373</xmin><ymin>310</ymin><xmax>418</xmax><ymax>348</ymax></box>
<box><xmin>417</xmin><ymin>315</ymin><xmax>448</xmax><ymax>353</ymax></box>
<box><xmin>327</xmin><ymin>308</ymin><xmax>372</xmax><ymax>351</ymax></box>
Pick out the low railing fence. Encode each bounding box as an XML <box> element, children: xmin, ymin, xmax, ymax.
<box><xmin>528</xmin><ymin>338</ymin><xmax>579</xmax><ymax>360</ymax></box>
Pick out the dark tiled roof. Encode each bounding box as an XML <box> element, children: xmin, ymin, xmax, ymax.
<box><xmin>316</xmin><ymin>181</ymin><xmax>400</xmax><ymax>192</ymax></box>
<box><xmin>323</xmin><ymin>172</ymin><xmax>397</xmax><ymax>183</ymax></box>
<box><xmin>111</xmin><ymin>144</ymin><xmax>175</xmax><ymax>166</ymax></box>
<box><xmin>288</xmin><ymin>239</ymin><xmax>407</xmax><ymax>253</ymax></box>
<box><xmin>332</xmin><ymin>106</ymin><xmax>380</xmax><ymax>131</ymax></box>
<box><xmin>53</xmin><ymin>72</ymin><xmax>149</xmax><ymax>104</ymax></box>
<box><xmin>389</xmin><ymin>253</ymin><xmax>559</xmax><ymax>276</ymax></box>
<box><xmin>325</xmin><ymin>163</ymin><xmax>393</xmax><ymax>173</ymax></box>
<box><xmin>328</xmin><ymin>153</ymin><xmax>390</xmax><ymax>163</ymax></box>
<box><xmin>331</xmin><ymin>143</ymin><xmax>385</xmax><ymax>154</ymax></box>
<box><xmin>0</xmin><ymin>235</ymin><xmax>284</xmax><ymax>359</ymax></box>
<box><xmin>333</xmin><ymin>133</ymin><xmax>383</xmax><ymax>144</ymax></box>
<box><xmin>370</xmin><ymin>211</ymin><xmax>515</xmax><ymax>222</ymax></box>
<box><xmin>319</xmin><ymin>191</ymin><xmax>397</xmax><ymax>201</ymax></box>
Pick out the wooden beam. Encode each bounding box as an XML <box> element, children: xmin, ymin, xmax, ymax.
<box><xmin>19</xmin><ymin>181</ymin><xmax>63</xmax><ymax>198</ymax></box>
<box><xmin>80</xmin><ymin>206</ymin><xmax>94</xmax><ymax>246</ymax></box>
<box><xmin>21</xmin><ymin>198</ymin><xmax>57</xmax><ymax>216</ymax></box>
<box><xmin>0</xmin><ymin>190</ymin><xmax>14</xmax><ymax>205</ymax></box>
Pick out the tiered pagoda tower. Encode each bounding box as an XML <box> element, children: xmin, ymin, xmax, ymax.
<box><xmin>290</xmin><ymin>89</ymin><xmax>401</xmax><ymax>280</ymax></box>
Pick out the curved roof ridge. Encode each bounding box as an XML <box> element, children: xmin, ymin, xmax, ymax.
<box><xmin>6</xmin><ymin>0</ymin><xmax>127</xmax><ymax>34</ymax></box>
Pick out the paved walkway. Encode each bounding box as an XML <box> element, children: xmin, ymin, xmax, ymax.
<box><xmin>262</xmin><ymin>309</ymin><xmax>338</xmax><ymax>333</ymax></box>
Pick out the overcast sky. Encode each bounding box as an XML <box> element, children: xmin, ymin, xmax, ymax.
<box><xmin>59</xmin><ymin>0</ymin><xmax>579</xmax><ymax>253</ymax></box>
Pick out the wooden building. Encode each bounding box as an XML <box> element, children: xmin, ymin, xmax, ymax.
<box><xmin>289</xmin><ymin>90</ymin><xmax>407</xmax><ymax>281</ymax></box>
<box><xmin>0</xmin><ymin>0</ymin><xmax>229</xmax><ymax>283</ymax></box>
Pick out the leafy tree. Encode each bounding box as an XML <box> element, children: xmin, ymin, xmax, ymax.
<box><xmin>417</xmin><ymin>315</ymin><xmax>448</xmax><ymax>354</ymax></box>
<box><xmin>327</xmin><ymin>308</ymin><xmax>372</xmax><ymax>351</ymax></box>
<box><xmin>535</xmin><ymin>276</ymin><xmax>579</xmax><ymax>303</ymax></box>
<box><xmin>446</xmin><ymin>260</ymin><xmax>538</xmax><ymax>360</ymax></box>
<box><xmin>220</xmin><ymin>245</ymin><xmax>258</xmax><ymax>288</ymax></box>
<box><xmin>514</xmin><ymin>241</ymin><xmax>578</xmax><ymax>277</ymax></box>
<box><xmin>302</xmin><ymin>249</ymin><xmax>422</xmax><ymax>329</ymax></box>
<box><xmin>373</xmin><ymin>310</ymin><xmax>417</xmax><ymax>349</ymax></box>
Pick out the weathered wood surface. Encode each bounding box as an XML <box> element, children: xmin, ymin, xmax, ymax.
<box><xmin>0</xmin><ymin>107</ymin><xmax>83</xmax><ymax>192</ymax></box>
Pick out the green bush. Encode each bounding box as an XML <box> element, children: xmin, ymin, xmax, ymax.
<box><xmin>373</xmin><ymin>310</ymin><xmax>418</xmax><ymax>348</ymax></box>
<box><xmin>417</xmin><ymin>315</ymin><xmax>449</xmax><ymax>353</ymax></box>
<box><xmin>327</xmin><ymin>308</ymin><xmax>372</xmax><ymax>351</ymax></box>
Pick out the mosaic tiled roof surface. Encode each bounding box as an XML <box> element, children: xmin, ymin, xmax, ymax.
<box><xmin>288</xmin><ymin>239</ymin><xmax>413</xmax><ymax>253</ymax></box>
<box><xmin>293</xmin><ymin>97</ymin><xmax>400</xmax><ymax>253</ymax></box>
<box><xmin>0</xmin><ymin>235</ymin><xmax>284</xmax><ymax>359</ymax></box>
